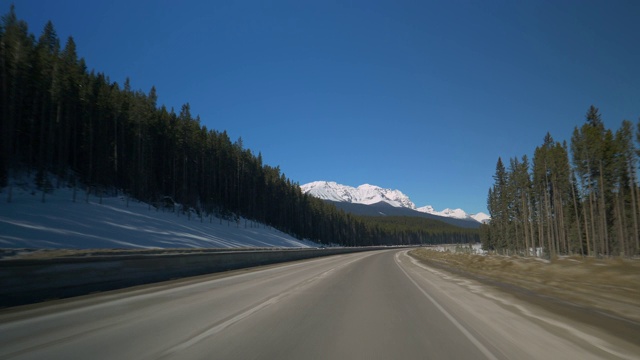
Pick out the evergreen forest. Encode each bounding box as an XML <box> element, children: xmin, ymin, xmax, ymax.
<box><xmin>484</xmin><ymin>106</ymin><xmax>640</xmax><ymax>257</ymax></box>
<box><xmin>0</xmin><ymin>6</ymin><xmax>478</xmax><ymax>247</ymax></box>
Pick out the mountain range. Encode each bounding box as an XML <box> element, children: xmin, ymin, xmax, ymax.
<box><xmin>300</xmin><ymin>181</ymin><xmax>490</xmax><ymax>227</ymax></box>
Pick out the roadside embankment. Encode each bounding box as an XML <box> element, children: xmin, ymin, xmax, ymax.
<box><xmin>409</xmin><ymin>248</ymin><xmax>640</xmax><ymax>324</ymax></box>
<box><xmin>0</xmin><ymin>247</ymin><xmax>388</xmax><ymax>308</ymax></box>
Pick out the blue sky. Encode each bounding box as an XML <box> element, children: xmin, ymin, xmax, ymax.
<box><xmin>9</xmin><ymin>1</ymin><xmax>639</xmax><ymax>214</ymax></box>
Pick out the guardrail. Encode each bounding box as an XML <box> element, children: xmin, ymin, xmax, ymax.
<box><xmin>0</xmin><ymin>247</ymin><xmax>391</xmax><ymax>308</ymax></box>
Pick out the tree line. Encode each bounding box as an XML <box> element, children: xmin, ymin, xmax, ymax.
<box><xmin>483</xmin><ymin>106</ymin><xmax>640</xmax><ymax>257</ymax></box>
<box><xmin>0</xmin><ymin>6</ymin><xmax>477</xmax><ymax>247</ymax></box>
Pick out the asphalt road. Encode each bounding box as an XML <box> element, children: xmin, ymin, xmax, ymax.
<box><xmin>0</xmin><ymin>249</ymin><xmax>638</xmax><ymax>359</ymax></box>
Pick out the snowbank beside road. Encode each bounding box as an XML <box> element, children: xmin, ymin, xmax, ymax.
<box><xmin>0</xmin><ymin>181</ymin><xmax>316</xmax><ymax>249</ymax></box>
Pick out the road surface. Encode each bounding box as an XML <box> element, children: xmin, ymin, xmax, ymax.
<box><xmin>0</xmin><ymin>249</ymin><xmax>638</xmax><ymax>359</ymax></box>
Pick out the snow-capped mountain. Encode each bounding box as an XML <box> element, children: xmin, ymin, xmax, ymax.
<box><xmin>416</xmin><ymin>206</ymin><xmax>490</xmax><ymax>223</ymax></box>
<box><xmin>301</xmin><ymin>181</ymin><xmax>490</xmax><ymax>224</ymax></box>
<box><xmin>418</xmin><ymin>206</ymin><xmax>468</xmax><ymax>219</ymax></box>
<box><xmin>470</xmin><ymin>212</ymin><xmax>491</xmax><ymax>224</ymax></box>
<box><xmin>301</xmin><ymin>181</ymin><xmax>417</xmax><ymax>209</ymax></box>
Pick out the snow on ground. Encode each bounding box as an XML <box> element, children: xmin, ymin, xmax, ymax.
<box><xmin>431</xmin><ymin>243</ymin><xmax>486</xmax><ymax>254</ymax></box>
<box><xmin>0</xmin><ymin>179</ymin><xmax>318</xmax><ymax>249</ymax></box>
<box><xmin>431</xmin><ymin>243</ymin><xmax>547</xmax><ymax>257</ymax></box>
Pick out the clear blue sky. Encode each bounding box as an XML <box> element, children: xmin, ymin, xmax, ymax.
<box><xmin>9</xmin><ymin>0</ymin><xmax>639</xmax><ymax>214</ymax></box>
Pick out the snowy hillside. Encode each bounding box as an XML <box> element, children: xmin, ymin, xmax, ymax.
<box><xmin>0</xmin><ymin>178</ymin><xmax>317</xmax><ymax>249</ymax></box>
<box><xmin>301</xmin><ymin>181</ymin><xmax>490</xmax><ymax>224</ymax></box>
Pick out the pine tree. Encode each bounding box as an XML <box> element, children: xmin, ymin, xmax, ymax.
<box><xmin>571</xmin><ymin>106</ymin><xmax>608</xmax><ymax>256</ymax></box>
<box><xmin>487</xmin><ymin>157</ymin><xmax>509</xmax><ymax>253</ymax></box>
<box><xmin>615</xmin><ymin>120</ymin><xmax>640</xmax><ymax>255</ymax></box>
<box><xmin>509</xmin><ymin>155</ymin><xmax>533</xmax><ymax>255</ymax></box>
<box><xmin>0</xmin><ymin>5</ymin><xmax>34</xmax><ymax>185</ymax></box>
<box><xmin>31</xmin><ymin>23</ymin><xmax>57</xmax><ymax>189</ymax></box>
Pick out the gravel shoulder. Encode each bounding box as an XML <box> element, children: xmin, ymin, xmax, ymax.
<box><xmin>409</xmin><ymin>248</ymin><xmax>640</xmax><ymax>344</ymax></box>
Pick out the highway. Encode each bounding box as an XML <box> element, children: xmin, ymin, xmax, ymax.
<box><xmin>0</xmin><ymin>249</ymin><xmax>638</xmax><ymax>359</ymax></box>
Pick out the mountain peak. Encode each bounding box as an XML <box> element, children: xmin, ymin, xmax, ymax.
<box><xmin>470</xmin><ymin>212</ymin><xmax>491</xmax><ymax>224</ymax></box>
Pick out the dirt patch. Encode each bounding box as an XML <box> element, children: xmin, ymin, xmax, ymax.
<box><xmin>409</xmin><ymin>248</ymin><xmax>640</xmax><ymax>324</ymax></box>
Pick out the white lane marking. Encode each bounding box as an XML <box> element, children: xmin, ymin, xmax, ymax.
<box><xmin>161</xmin><ymin>251</ymin><xmax>376</xmax><ymax>356</ymax></box>
<box><xmin>0</xmin><ymin>252</ymin><xmax>351</xmax><ymax>329</ymax></box>
<box><xmin>394</xmin><ymin>251</ymin><xmax>500</xmax><ymax>360</ymax></box>
<box><xmin>161</xmin><ymin>292</ymin><xmax>288</xmax><ymax>356</ymax></box>
<box><xmin>0</xmin><ymin>253</ymin><xmax>367</xmax><ymax>359</ymax></box>
<box><xmin>402</xmin><ymin>251</ymin><xmax>639</xmax><ymax>360</ymax></box>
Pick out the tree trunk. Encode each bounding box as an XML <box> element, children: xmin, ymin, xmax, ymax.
<box><xmin>599</xmin><ymin>162</ymin><xmax>609</xmax><ymax>255</ymax></box>
<box><xmin>631</xmin><ymin>175</ymin><xmax>640</xmax><ymax>255</ymax></box>
<box><xmin>522</xmin><ymin>193</ymin><xmax>530</xmax><ymax>256</ymax></box>
<box><xmin>589</xmin><ymin>190</ymin><xmax>598</xmax><ymax>256</ymax></box>
<box><xmin>616</xmin><ymin>193</ymin><xmax>626</xmax><ymax>256</ymax></box>
<box><xmin>571</xmin><ymin>178</ymin><xmax>583</xmax><ymax>255</ymax></box>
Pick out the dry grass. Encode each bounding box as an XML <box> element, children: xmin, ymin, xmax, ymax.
<box><xmin>410</xmin><ymin>248</ymin><xmax>640</xmax><ymax>323</ymax></box>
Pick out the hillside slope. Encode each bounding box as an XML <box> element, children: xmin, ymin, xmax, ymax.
<box><xmin>0</xmin><ymin>179</ymin><xmax>316</xmax><ymax>249</ymax></box>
